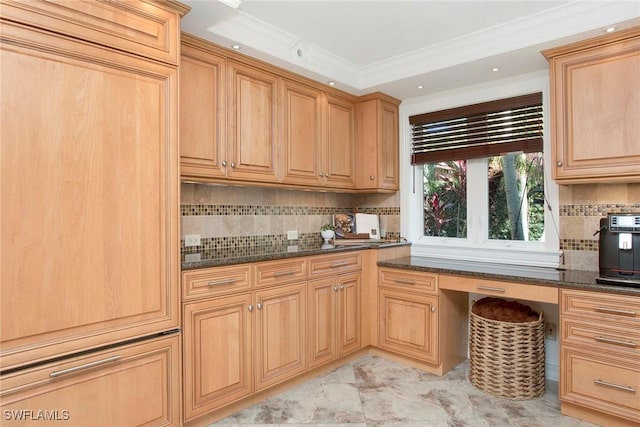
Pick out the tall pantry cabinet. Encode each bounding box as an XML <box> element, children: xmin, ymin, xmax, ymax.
<box><xmin>0</xmin><ymin>1</ymin><xmax>188</xmax><ymax>425</ymax></box>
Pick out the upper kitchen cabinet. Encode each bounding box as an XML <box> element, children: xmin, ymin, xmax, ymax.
<box><xmin>543</xmin><ymin>27</ymin><xmax>640</xmax><ymax>184</ymax></box>
<box><xmin>228</xmin><ymin>60</ymin><xmax>280</xmax><ymax>183</ymax></box>
<box><xmin>180</xmin><ymin>36</ymin><xmax>227</xmax><ymax>180</ymax></box>
<box><xmin>280</xmin><ymin>79</ymin><xmax>324</xmax><ymax>186</ymax></box>
<box><xmin>0</xmin><ymin>2</ymin><xmax>184</xmax><ymax>370</ymax></box>
<box><xmin>324</xmin><ymin>94</ymin><xmax>357</xmax><ymax>189</ymax></box>
<box><xmin>355</xmin><ymin>94</ymin><xmax>400</xmax><ymax>192</ymax></box>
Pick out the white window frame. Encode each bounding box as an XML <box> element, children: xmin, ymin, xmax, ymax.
<box><xmin>399</xmin><ymin>71</ymin><xmax>561</xmax><ymax>268</ymax></box>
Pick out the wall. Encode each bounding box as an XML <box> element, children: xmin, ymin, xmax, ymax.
<box><xmin>180</xmin><ymin>183</ymin><xmax>401</xmax><ymax>255</ymax></box>
<box><xmin>559</xmin><ymin>182</ymin><xmax>640</xmax><ymax>271</ymax></box>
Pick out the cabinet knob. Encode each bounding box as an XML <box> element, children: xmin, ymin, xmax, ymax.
<box><xmin>369</xmin><ymin>175</ymin><xmax>375</xmax><ymax>180</ymax></box>
<box><xmin>333</xmin><ymin>286</ymin><xmax>339</xmax><ymax>292</ymax></box>
<box><xmin>248</xmin><ymin>305</ymin><xmax>254</xmax><ymax>312</ymax></box>
<box><xmin>230</xmin><ymin>162</ymin><xmax>236</xmax><ymax>168</ymax></box>
<box><xmin>319</xmin><ymin>172</ymin><xmax>325</xmax><ymax>177</ymax></box>
<box><xmin>221</xmin><ymin>160</ymin><xmax>227</xmax><ymax>167</ymax></box>
<box><xmin>431</xmin><ymin>306</ymin><xmax>436</xmax><ymax>313</ymax></box>
<box><xmin>556</xmin><ymin>161</ymin><xmax>563</xmax><ymax>167</ymax></box>
<box><xmin>339</xmin><ymin>285</ymin><xmax>345</xmax><ymax>291</ymax></box>
<box><xmin>257</xmin><ymin>303</ymin><xmax>263</xmax><ymax>310</ymax></box>
<box><xmin>325</xmin><ymin>173</ymin><xmax>330</xmax><ymax>177</ymax></box>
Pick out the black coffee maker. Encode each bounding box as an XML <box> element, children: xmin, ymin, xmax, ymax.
<box><xmin>596</xmin><ymin>213</ymin><xmax>640</xmax><ymax>286</ymax></box>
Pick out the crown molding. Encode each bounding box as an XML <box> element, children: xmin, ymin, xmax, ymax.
<box><xmin>202</xmin><ymin>1</ymin><xmax>640</xmax><ymax>92</ymax></box>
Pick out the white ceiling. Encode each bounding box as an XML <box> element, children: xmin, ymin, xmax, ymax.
<box><xmin>181</xmin><ymin>0</ymin><xmax>640</xmax><ymax>100</ymax></box>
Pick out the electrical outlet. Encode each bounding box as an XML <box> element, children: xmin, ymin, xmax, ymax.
<box><xmin>287</xmin><ymin>230</ymin><xmax>298</xmax><ymax>240</ymax></box>
<box><xmin>184</xmin><ymin>253</ymin><xmax>202</xmax><ymax>262</ymax></box>
<box><xmin>545</xmin><ymin>322</ymin><xmax>557</xmax><ymax>340</ymax></box>
<box><xmin>184</xmin><ymin>234</ymin><xmax>201</xmax><ymax>247</ymax></box>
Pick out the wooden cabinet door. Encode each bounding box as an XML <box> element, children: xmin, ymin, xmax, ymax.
<box><xmin>355</xmin><ymin>98</ymin><xmax>399</xmax><ymax>191</ymax></box>
<box><xmin>308</xmin><ymin>277</ymin><xmax>338</xmax><ymax>369</ymax></box>
<box><xmin>378</xmin><ymin>288</ymin><xmax>438</xmax><ymax>364</ymax></box>
<box><xmin>183</xmin><ymin>294</ymin><xmax>253</xmax><ymax>422</ymax></box>
<box><xmin>0</xmin><ymin>334</ymin><xmax>181</xmax><ymax>427</ymax></box>
<box><xmin>228</xmin><ymin>61</ymin><xmax>279</xmax><ymax>182</ymax></box>
<box><xmin>281</xmin><ymin>79</ymin><xmax>323</xmax><ymax>186</ymax></box>
<box><xmin>324</xmin><ymin>94</ymin><xmax>356</xmax><ymax>188</ymax></box>
<box><xmin>545</xmin><ymin>28</ymin><xmax>640</xmax><ymax>183</ymax></box>
<box><xmin>180</xmin><ymin>40</ymin><xmax>227</xmax><ymax>179</ymax></box>
<box><xmin>0</xmin><ymin>21</ymin><xmax>179</xmax><ymax>370</ymax></box>
<box><xmin>337</xmin><ymin>272</ymin><xmax>361</xmax><ymax>357</ymax></box>
<box><xmin>254</xmin><ymin>283</ymin><xmax>307</xmax><ymax>391</ymax></box>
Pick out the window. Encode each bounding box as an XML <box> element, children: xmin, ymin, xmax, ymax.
<box><xmin>402</xmin><ymin>81</ymin><xmax>560</xmax><ymax>268</ymax></box>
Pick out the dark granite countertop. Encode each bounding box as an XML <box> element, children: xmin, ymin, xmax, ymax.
<box><xmin>181</xmin><ymin>241</ymin><xmax>411</xmax><ymax>271</ymax></box>
<box><xmin>378</xmin><ymin>256</ymin><xmax>640</xmax><ymax>297</ymax></box>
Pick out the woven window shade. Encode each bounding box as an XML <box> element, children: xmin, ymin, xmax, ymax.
<box><xmin>410</xmin><ymin>93</ymin><xmax>543</xmax><ymax>165</ymax></box>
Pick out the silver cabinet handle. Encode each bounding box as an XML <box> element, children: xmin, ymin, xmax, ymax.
<box><xmin>257</xmin><ymin>303</ymin><xmax>263</xmax><ymax>310</ymax></box>
<box><xmin>556</xmin><ymin>161</ymin><xmax>563</xmax><ymax>167</ymax></box>
<box><xmin>393</xmin><ymin>278</ymin><xmax>415</xmax><ymax>285</ymax></box>
<box><xmin>208</xmin><ymin>279</ymin><xmax>235</xmax><ymax>287</ymax></box>
<box><xmin>593</xmin><ymin>379</ymin><xmax>636</xmax><ymax>393</ymax></box>
<box><xmin>221</xmin><ymin>160</ymin><xmax>227</xmax><ymax>167</ymax></box>
<box><xmin>230</xmin><ymin>162</ymin><xmax>236</xmax><ymax>168</ymax></box>
<box><xmin>50</xmin><ymin>355</ymin><xmax>121</xmax><ymax>378</ymax></box>
<box><xmin>273</xmin><ymin>270</ymin><xmax>295</xmax><ymax>277</ymax></box>
<box><xmin>594</xmin><ymin>335</ymin><xmax>637</xmax><ymax>348</ymax></box>
<box><xmin>369</xmin><ymin>175</ymin><xmax>375</xmax><ymax>180</ymax></box>
<box><xmin>330</xmin><ymin>262</ymin><xmax>349</xmax><ymax>268</ymax></box>
<box><xmin>333</xmin><ymin>286</ymin><xmax>339</xmax><ymax>292</ymax></box>
<box><xmin>248</xmin><ymin>305</ymin><xmax>254</xmax><ymax>312</ymax></box>
<box><xmin>594</xmin><ymin>306</ymin><xmax>637</xmax><ymax>317</ymax></box>
<box><xmin>477</xmin><ymin>285</ymin><xmax>506</xmax><ymax>293</ymax></box>
<box><xmin>339</xmin><ymin>285</ymin><xmax>345</xmax><ymax>291</ymax></box>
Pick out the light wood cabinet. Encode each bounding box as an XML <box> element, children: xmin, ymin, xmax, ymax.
<box><xmin>227</xmin><ymin>60</ymin><xmax>280</xmax><ymax>183</ymax></box>
<box><xmin>560</xmin><ymin>289</ymin><xmax>640</xmax><ymax>425</ymax></box>
<box><xmin>280</xmin><ymin>79</ymin><xmax>324</xmax><ymax>186</ymax></box>
<box><xmin>180</xmin><ymin>38</ymin><xmax>228</xmax><ymax>179</ymax></box>
<box><xmin>543</xmin><ymin>27</ymin><xmax>640</xmax><ymax>183</ymax></box>
<box><xmin>324</xmin><ymin>94</ymin><xmax>357</xmax><ymax>189</ymax></box>
<box><xmin>254</xmin><ymin>283</ymin><xmax>307</xmax><ymax>391</ymax></box>
<box><xmin>0</xmin><ymin>334</ymin><xmax>181</xmax><ymax>426</ymax></box>
<box><xmin>1</xmin><ymin>4</ymin><xmax>181</xmax><ymax>371</ymax></box>
<box><xmin>183</xmin><ymin>294</ymin><xmax>253</xmax><ymax>422</ymax></box>
<box><xmin>355</xmin><ymin>95</ymin><xmax>400</xmax><ymax>192</ymax></box>
<box><xmin>308</xmin><ymin>272</ymin><xmax>361</xmax><ymax>369</ymax></box>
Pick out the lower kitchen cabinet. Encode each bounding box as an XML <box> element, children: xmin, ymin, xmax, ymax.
<box><xmin>0</xmin><ymin>334</ymin><xmax>181</xmax><ymax>427</ymax></box>
<box><xmin>183</xmin><ymin>294</ymin><xmax>253</xmax><ymax>422</ymax></box>
<box><xmin>254</xmin><ymin>283</ymin><xmax>307</xmax><ymax>391</ymax></box>
<box><xmin>378</xmin><ymin>287</ymin><xmax>438</xmax><ymax>364</ymax></box>
<box><xmin>308</xmin><ymin>272</ymin><xmax>361</xmax><ymax>369</ymax></box>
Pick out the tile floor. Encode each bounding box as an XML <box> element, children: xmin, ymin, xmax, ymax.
<box><xmin>212</xmin><ymin>355</ymin><xmax>597</xmax><ymax>427</ymax></box>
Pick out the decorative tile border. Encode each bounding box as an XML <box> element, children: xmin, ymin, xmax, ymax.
<box><xmin>559</xmin><ymin>203</ymin><xmax>640</xmax><ymax>217</ymax></box>
<box><xmin>560</xmin><ymin>238</ymin><xmax>598</xmax><ymax>252</ymax></box>
<box><xmin>181</xmin><ymin>204</ymin><xmax>400</xmax><ymax>217</ymax></box>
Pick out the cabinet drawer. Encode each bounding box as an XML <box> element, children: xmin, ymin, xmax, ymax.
<box><xmin>562</xmin><ymin>318</ymin><xmax>640</xmax><ymax>357</ymax></box>
<box><xmin>308</xmin><ymin>252</ymin><xmax>361</xmax><ymax>278</ymax></box>
<box><xmin>561</xmin><ymin>289</ymin><xmax>640</xmax><ymax>327</ymax></box>
<box><xmin>561</xmin><ymin>347</ymin><xmax>640</xmax><ymax>423</ymax></box>
<box><xmin>379</xmin><ymin>268</ymin><xmax>437</xmax><ymax>294</ymax></box>
<box><xmin>0</xmin><ymin>334</ymin><xmax>181</xmax><ymax>426</ymax></box>
<box><xmin>254</xmin><ymin>258</ymin><xmax>307</xmax><ymax>288</ymax></box>
<box><xmin>440</xmin><ymin>274</ymin><xmax>558</xmax><ymax>304</ymax></box>
<box><xmin>182</xmin><ymin>264</ymin><xmax>252</xmax><ymax>301</ymax></box>
<box><xmin>0</xmin><ymin>0</ymin><xmax>185</xmax><ymax>65</ymax></box>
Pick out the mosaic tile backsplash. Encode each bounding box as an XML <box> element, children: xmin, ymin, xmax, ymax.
<box><xmin>558</xmin><ymin>183</ymin><xmax>640</xmax><ymax>271</ymax></box>
<box><xmin>180</xmin><ymin>183</ymin><xmax>401</xmax><ymax>254</ymax></box>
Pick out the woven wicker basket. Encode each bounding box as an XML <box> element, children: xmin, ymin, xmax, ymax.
<box><xmin>469</xmin><ymin>305</ymin><xmax>545</xmax><ymax>400</ymax></box>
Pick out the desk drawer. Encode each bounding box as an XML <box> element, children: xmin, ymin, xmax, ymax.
<box><xmin>561</xmin><ymin>347</ymin><xmax>640</xmax><ymax>423</ymax></box>
<box><xmin>183</xmin><ymin>264</ymin><xmax>252</xmax><ymax>301</ymax></box>
<box><xmin>254</xmin><ymin>258</ymin><xmax>307</xmax><ymax>288</ymax></box>
<box><xmin>379</xmin><ymin>268</ymin><xmax>438</xmax><ymax>294</ymax></box>
<box><xmin>308</xmin><ymin>252</ymin><xmax>361</xmax><ymax>278</ymax></box>
<box><xmin>562</xmin><ymin>318</ymin><xmax>640</xmax><ymax>357</ymax></box>
<box><xmin>561</xmin><ymin>289</ymin><xmax>640</xmax><ymax>327</ymax></box>
<box><xmin>440</xmin><ymin>274</ymin><xmax>558</xmax><ymax>304</ymax></box>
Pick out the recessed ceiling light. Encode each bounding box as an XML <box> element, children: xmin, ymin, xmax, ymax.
<box><xmin>492</xmin><ymin>67</ymin><xmax>500</xmax><ymax>72</ymax></box>
<box><xmin>231</xmin><ymin>44</ymin><xmax>241</xmax><ymax>50</ymax></box>
<box><xmin>328</xmin><ymin>81</ymin><xmax>336</xmax><ymax>86</ymax></box>
<box><xmin>417</xmin><ymin>85</ymin><xmax>423</xmax><ymax>89</ymax></box>
<box><xmin>605</xmin><ymin>27</ymin><xmax>616</xmax><ymax>33</ymax></box>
